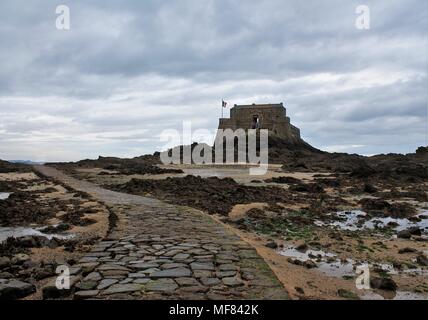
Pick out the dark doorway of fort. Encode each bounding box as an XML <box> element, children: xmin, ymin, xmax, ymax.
<box><xmin>252</xmin><ymin>115</ymin><xmax>260</xmax><ymax>129</ymax></box>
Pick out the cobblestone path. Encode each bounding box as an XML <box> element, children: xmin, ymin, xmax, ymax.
<box><xmin>34</xmin><ymin>165</ymin><xmax>288</xmax><ymax>300</ymax></box>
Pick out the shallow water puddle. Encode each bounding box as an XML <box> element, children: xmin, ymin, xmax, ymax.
<box><xmin>316</xmin><ymin>210</ymin><xmax>428</xmax><ymax>234</ymax></box>
<box><xmin>317</xmin><ymin>259</ymin><xmax>355</xmax><ymax>278</ymax></box>
<box><xmin>278</xmin><ymin>246</ymin><xmax>355</xmax><ymax>278</ymax></box>
<box><xmin>0</xmin><ymin>226</ymin><xmax>73</xmax><ymax>243</ymax></box>
<box><xmin>279</xmin><ymin>246</ymin><xmax>336</xmax><ymax>260</ymax></box>
<box><xmin>278</xmin><ymin>246</ymin><xmax>426</xmax><ymax>278</ymax></box>
<box><xmin>0</xmin><ymin>192</ymin><xmax>11</xmax><ymax>200</ymax></box>
<box><xmin>361</xmin><ymin>291</ymin><xmax>428</xmax><ymax>300</ymax></box>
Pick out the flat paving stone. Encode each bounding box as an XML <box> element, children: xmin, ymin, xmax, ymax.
<box><xmin>84</xmin><ymin>272</ymin><xmax>102</xmax><ymax>282</ymax></box>
<box><xmin>150</xmin><ymin>267</ymin><xmax>191</xmax><ymax>278</ymax></box>
<box><xmin>222</xmin><ymin>277</ymin><xmax>244</xmax><ymax>287</ymax></box>
<box><xmin>97</xmin><ymin>279</ymin><xmax>119</xmax><ymax>290</ymax></box>
<box><xmin>74</xmin><ymin>290</ymin><xmax>100</xmax><ymax>299</ymax></box>
<box><xmin>102</xmin><ymin>283</ymin><xmax>142</xmax><ymax>295</ymax></box>
<box><xmin>128</xmin><ymin>272</ymin><xmax>147</xmax><ymax>278</ymax></box>
<box><xmin>216</xmin><ymin>271</ymin><xmax>237</xmax><ymax>278</ymax></box>
<box><xmin>218</xmin><ymin>264</ymin><xmax>238</xmax><ymax>271</ymax></box>
<box><xmin>97</xmin><ymin>264</ymin><xmax>130</xmax><ymax>271</ymax></box>
<box><xmin>217</xmin><ymin>254</ymin><xmax>239</xmax><ymax>261</ymax></box>
<box><xmin>77</xmin><ymin>262</ymin><xmax>99</xmax><ymax>274</ymax></box>
<box><xmin>193</xmin><ymin>270</ymin><xmax>214</xmax><ymax>278</ymax></box>
<box><xmin>131</xmin><ymin>263</ymin><xmax>159</xmax><ymax>270</ymax></box>
<box><xmin>139</xmin><ymin>268</ymin><xmax>160</xmax><ymax>275</ymax></box>
<box><xmin>100</xmin><ymin>270</ymin><xmax>129</xmax><ymax>277</ymax></box>
<box><xmin>190</xmin><ymin>262</ymin><xmax>215</xmax><ymax>271</ymax></box>
<box><xmin>78</xmin><ymin>281</ymin><xmax>98</xmax><ymax>290</ymax></box>
<box><xmin>200</xmin><ymin>277</ymin><xmax>221</xmax><ymax>286</ymax></box>
<box><xmin>79</xmin><ymin>257</ymin><xmax>99</xmax><ymax>263</ymax></box>
<box><xmin>161</xmin><ymin>263</ymin><xmax>187</xmax><ymax>270</ymax></box>
<box><xmin>175</xmin><ymin>278</ymin><xmax>201</xmax><ymax>287</ymax></box>
<box><xmin>180</xmin><ymin>285</ymin><xmax>209</xmax><ymax>293</ymax></box>
<box><xmin>145</xmin><ymin>279</ymin><xmax>178</xmax><ymax>293</ymax></box>
<box><xmin>133</xmin><ymin>278</ymin><xmax>151</xmax><ymax>284</ymax></box>
<box><xmin>172</xmin><ymin>253</ymin><xmax>190</xmax><ymax>261</ymax></box>
<box><xmin>86</xmin><ymin>252</ymin><xmax>111</xmax><ymax>258</ymax></box>
<box><xmin>119</xmin><ymin>278</ymin><xmax>134</xmax><ymax>284</ymax></box>
<box><xmin>164</xmin><ymin>250</ymin><xmax>182</xmax><ymax>257</ymax></box>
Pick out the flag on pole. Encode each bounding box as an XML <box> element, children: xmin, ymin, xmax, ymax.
<box><xmin>221</xmin><ymin>100</ymin><xmax>228</xmax><ymax>118</ymax></box>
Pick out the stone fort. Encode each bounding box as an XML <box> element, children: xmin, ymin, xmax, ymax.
<box><xmin>218</xmin><ymin>103</ymin><xmax>302</xmax><ymax>142</ymax></box>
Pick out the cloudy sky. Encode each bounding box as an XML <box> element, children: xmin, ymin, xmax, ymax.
<box><xmin>0</xmin><ymin>0</ymin><xmax>427</xmax><ymax>161</ymax></box>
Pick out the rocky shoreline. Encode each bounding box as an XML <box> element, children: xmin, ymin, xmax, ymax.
<box><xmin>1</xmin><ymin>146</ymin><xmax>427</xmax><ymax>300</ymax></box>
<box><xmin>0</xmin><ymin>162</ymin><xmax>110</xmax><ymax>300</ymax></box>
<box><xmin>46</xmin><ymin>146</ymin><xmax>428</xmax><ymax>299</ymax></box>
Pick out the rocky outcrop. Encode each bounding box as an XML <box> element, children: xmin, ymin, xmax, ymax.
<box><xmin>0</xmin><ymin>279</ymin><xmax>35</xmax><ymax>300</ymax></box>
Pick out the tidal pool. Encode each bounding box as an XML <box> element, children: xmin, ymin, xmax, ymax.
<box><xmin>361</xmin><ymin>291</ymin><xmax>428</xmax><ymax>300</ymax></box>
<box><xmin>0</xmin><ymin>192</ymin><xmax>11</xmax><ymax>200</ymax></box>
<box><xmin>0</xmin><ymin>226</ymin><xmax>74</xmax><ymax>243</ymax></box>
<box><xmin>315</xmin><ymin>210</ymin><xmax>428</xmax><ymax>234</ymax></box>
<box><xmin>278</xmin><ymin>246</ymin><xmax>355</xmax><ymax>278</ymax></box>
<box><xmin>278</xmin><ymin>245</ymin><xmax>427</xmax><ymax>278</ymax></box>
